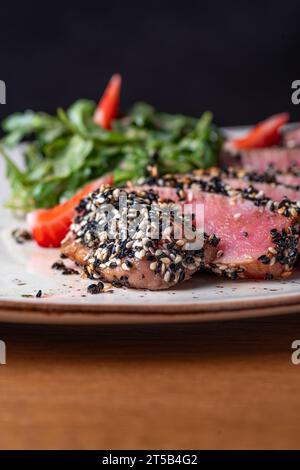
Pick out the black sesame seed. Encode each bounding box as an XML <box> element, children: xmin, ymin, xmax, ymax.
<box><xmin>62</xmin><ymin>268</ymin><xmax>80</xmax><ymax>275</ymax></box>
<box><xmin>258</xmin><ymin>255</ymin><xmax>271</xmax><ymax>265</ymax></box>
<box><xmin>167</xmin><ymin>242</ymin><xmax>176</xmax><ymax>249</ymax></box>
<box><xmin>87</xmin><ymin>281</ymin><xmax>104</xmax><ymax>294</ymax></box>
<box><xmin>265</xmin><ymin>273</ymin><xmax>274</xmax><ymax>280</ymax></box>
<box><xmin>12</xmin><ymin>228</ymin><xmax>32</xmax><ymax>244</ymax></box>
<box><xmin>36</xmin><ymin>290</ymin><xmax>42</xmax><ymax>298</ymax></box>
<box><xmin>209</xmin><ymin>234</ymin><xmax>220</xmax><ymax>247</ymax></box>
<box><xmin>51</xmin><ymin>261</ymin><xmax>65</xmax><ymax>270</ymax></box>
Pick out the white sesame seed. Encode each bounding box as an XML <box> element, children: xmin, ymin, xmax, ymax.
<box><xmin>121</xmin><ymin>263</ymin><xmax>130</xmax><ymax>271</ymax></box>
<box><xmin>291</xmin><ymin>208</ymin><xmax>298</xmax><ymax>218</ymax></box>
<box><xmin>150</xmin><ymin>262</ymin><xmax>157</xmax><ymax>271</ymax></box>
<box><xmin>217</xmin><ymin>264</ymin><xmax>227</xmax><ymax>271</ymax></box>
<box><xmin>136</xmin><ymin>230</ymin><xmax>144</xmax><ymax>239</ymax></box>
<box><xmin>99</xmin><ymin>231</ymin><xmax>108</xmax><ymax>242</ymax></box>
<box><xmin>113</xmin><ymin>189</ymin><xmax>120</xmax><ymax>199</ymax></box>
<box><xmin>135</xmin><ymin>249</ymin><xmax>146</xmax><ymax>260</ymax></box>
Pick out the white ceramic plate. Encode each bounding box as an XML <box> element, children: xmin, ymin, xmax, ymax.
<box><xmin>1</xmin><ymin>132</ymin><xmax>300</xmax><ymax>324</ymax></box>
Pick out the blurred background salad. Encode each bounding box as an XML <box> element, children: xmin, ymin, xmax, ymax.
<box><xmin>0</xmin><ymin>84</ymin><xmax>223</xmax><ymax>211</ymax></box>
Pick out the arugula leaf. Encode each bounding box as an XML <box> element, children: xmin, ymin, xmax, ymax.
<box><xmin>1</xmin><ymin>100</ymin><xmax>223</xmax><ymax>212</ymax></box>
<box><xmin>0</xmin><ymin>145</ymin><xmax>26</xmax><ymax>182</ymax></box>
<box><xmin>52</xmin><ymin>135</ymin><xmax>93</xmax><ymax>178</ymax></box>
<box><xmin>67</xmin><ymin>99</ymin><xmax>95</xmax><ymax>135</ymax></box>
<box><xmin>113</xmin><ymin>147</ymin><xmax>149</xmax><ymax>184</ymax></box>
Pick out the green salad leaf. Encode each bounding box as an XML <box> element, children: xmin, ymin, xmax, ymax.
<box><xmin>0</xmin><ymin>100</ymin><xmax>223</xmax><ymax>212</ymax></box>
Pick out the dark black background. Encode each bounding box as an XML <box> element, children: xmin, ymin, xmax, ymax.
<box><xmin>0</xmin><ymin>0</ymin><xmax>300</xmax><ymax>126</ymax></box>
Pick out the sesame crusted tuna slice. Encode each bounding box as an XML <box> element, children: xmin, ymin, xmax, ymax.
<box><xmin>183</xmin><ymin>168</ymin><xmax>300</xmax><ymax>206</ymax></box>
<box><xmin>282</xmin><ymin>126</ymin><xmax>300</xmax><ymax>148</ymax></box>
<box><xmin>60</xmin><ymin>186</ymin><xmax>218</xmax><ymax>290</ymax></box>
<box><xmin>190</xmin><ymin>191</ymin><xmax>298</xmax><ymax>280</ymax></box>
<box><xmin>226</xmin><ymin>179</ymin><xmax>300</xmax><ymax>205</ymax></box>
<box><xmin>140</xmin><ymin>175</ymin><xmax>300</xmax><ymax>280</ymax></box>
<box><xmin>221</xmin><ymin>147</ymin><xmax>300</xmax><ymax>173</ymax></box>
<box><xmin>275</xmin><ymin>171</ymin><xmax>300</xmax><ymax>188</ymax></box>
<box><xmin>193</xmin><ymin>167</ymin><xmax>300</xmax><ymax>201</ymax></box>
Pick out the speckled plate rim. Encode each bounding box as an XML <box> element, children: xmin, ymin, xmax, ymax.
<box><xmin>1</xmin><ymin>288</ymin><xmax>300</xmax><ymax>315</ymax></box>
<box><xmin>0</xmin><ymin>301</ymin><xmax>300</xmax><ymax>325</ymax></box>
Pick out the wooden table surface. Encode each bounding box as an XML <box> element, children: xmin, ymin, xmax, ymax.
<box><xmin>1</xmin><ymin>313</ymin><xmax>300</xmax><ymax>450</ymax></box>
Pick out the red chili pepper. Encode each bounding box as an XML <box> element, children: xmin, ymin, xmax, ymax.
<box><xmin>94</xmin><ymin>74</ymin><xmax>122</xmax><ymax>130</ymax></box>
<box><xmin>230</xmin><ymin>113</ymin><xmax>289</xmax><ymax>150</ymax></box>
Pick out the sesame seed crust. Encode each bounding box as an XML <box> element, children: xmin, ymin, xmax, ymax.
<box><xmin>139</xmin><ymin>173</ymin><xmax>300</xmax><ymax>219</ymax></box>
<box><xmin>62</xmin><ymin>185</ymin><xmax>218</xmax><ymax>289</ymax></box>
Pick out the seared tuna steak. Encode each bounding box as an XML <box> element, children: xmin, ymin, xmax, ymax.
<box><xmin>61</xmin><ymin>186</ymin><xmax>218</xmax><ymax>290</ymax></box>
<box><xmin>141</xmin><ymin>175</ymin><xmax>300</xmax><ymax>280</ymax></box>
<box><xmin>221</xmin><ymin>147</ymin><xmax>300</xmax><ymax>173</ymax></box>
<box><xmin>283</xmin><ymin>127</ymin><xmax>300</xmax><ymax>148</ymax></box>
<box><xmin>197</xmin><ymin>168</ymin><xmax>300</xmax><ymax>203</ymax></box>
